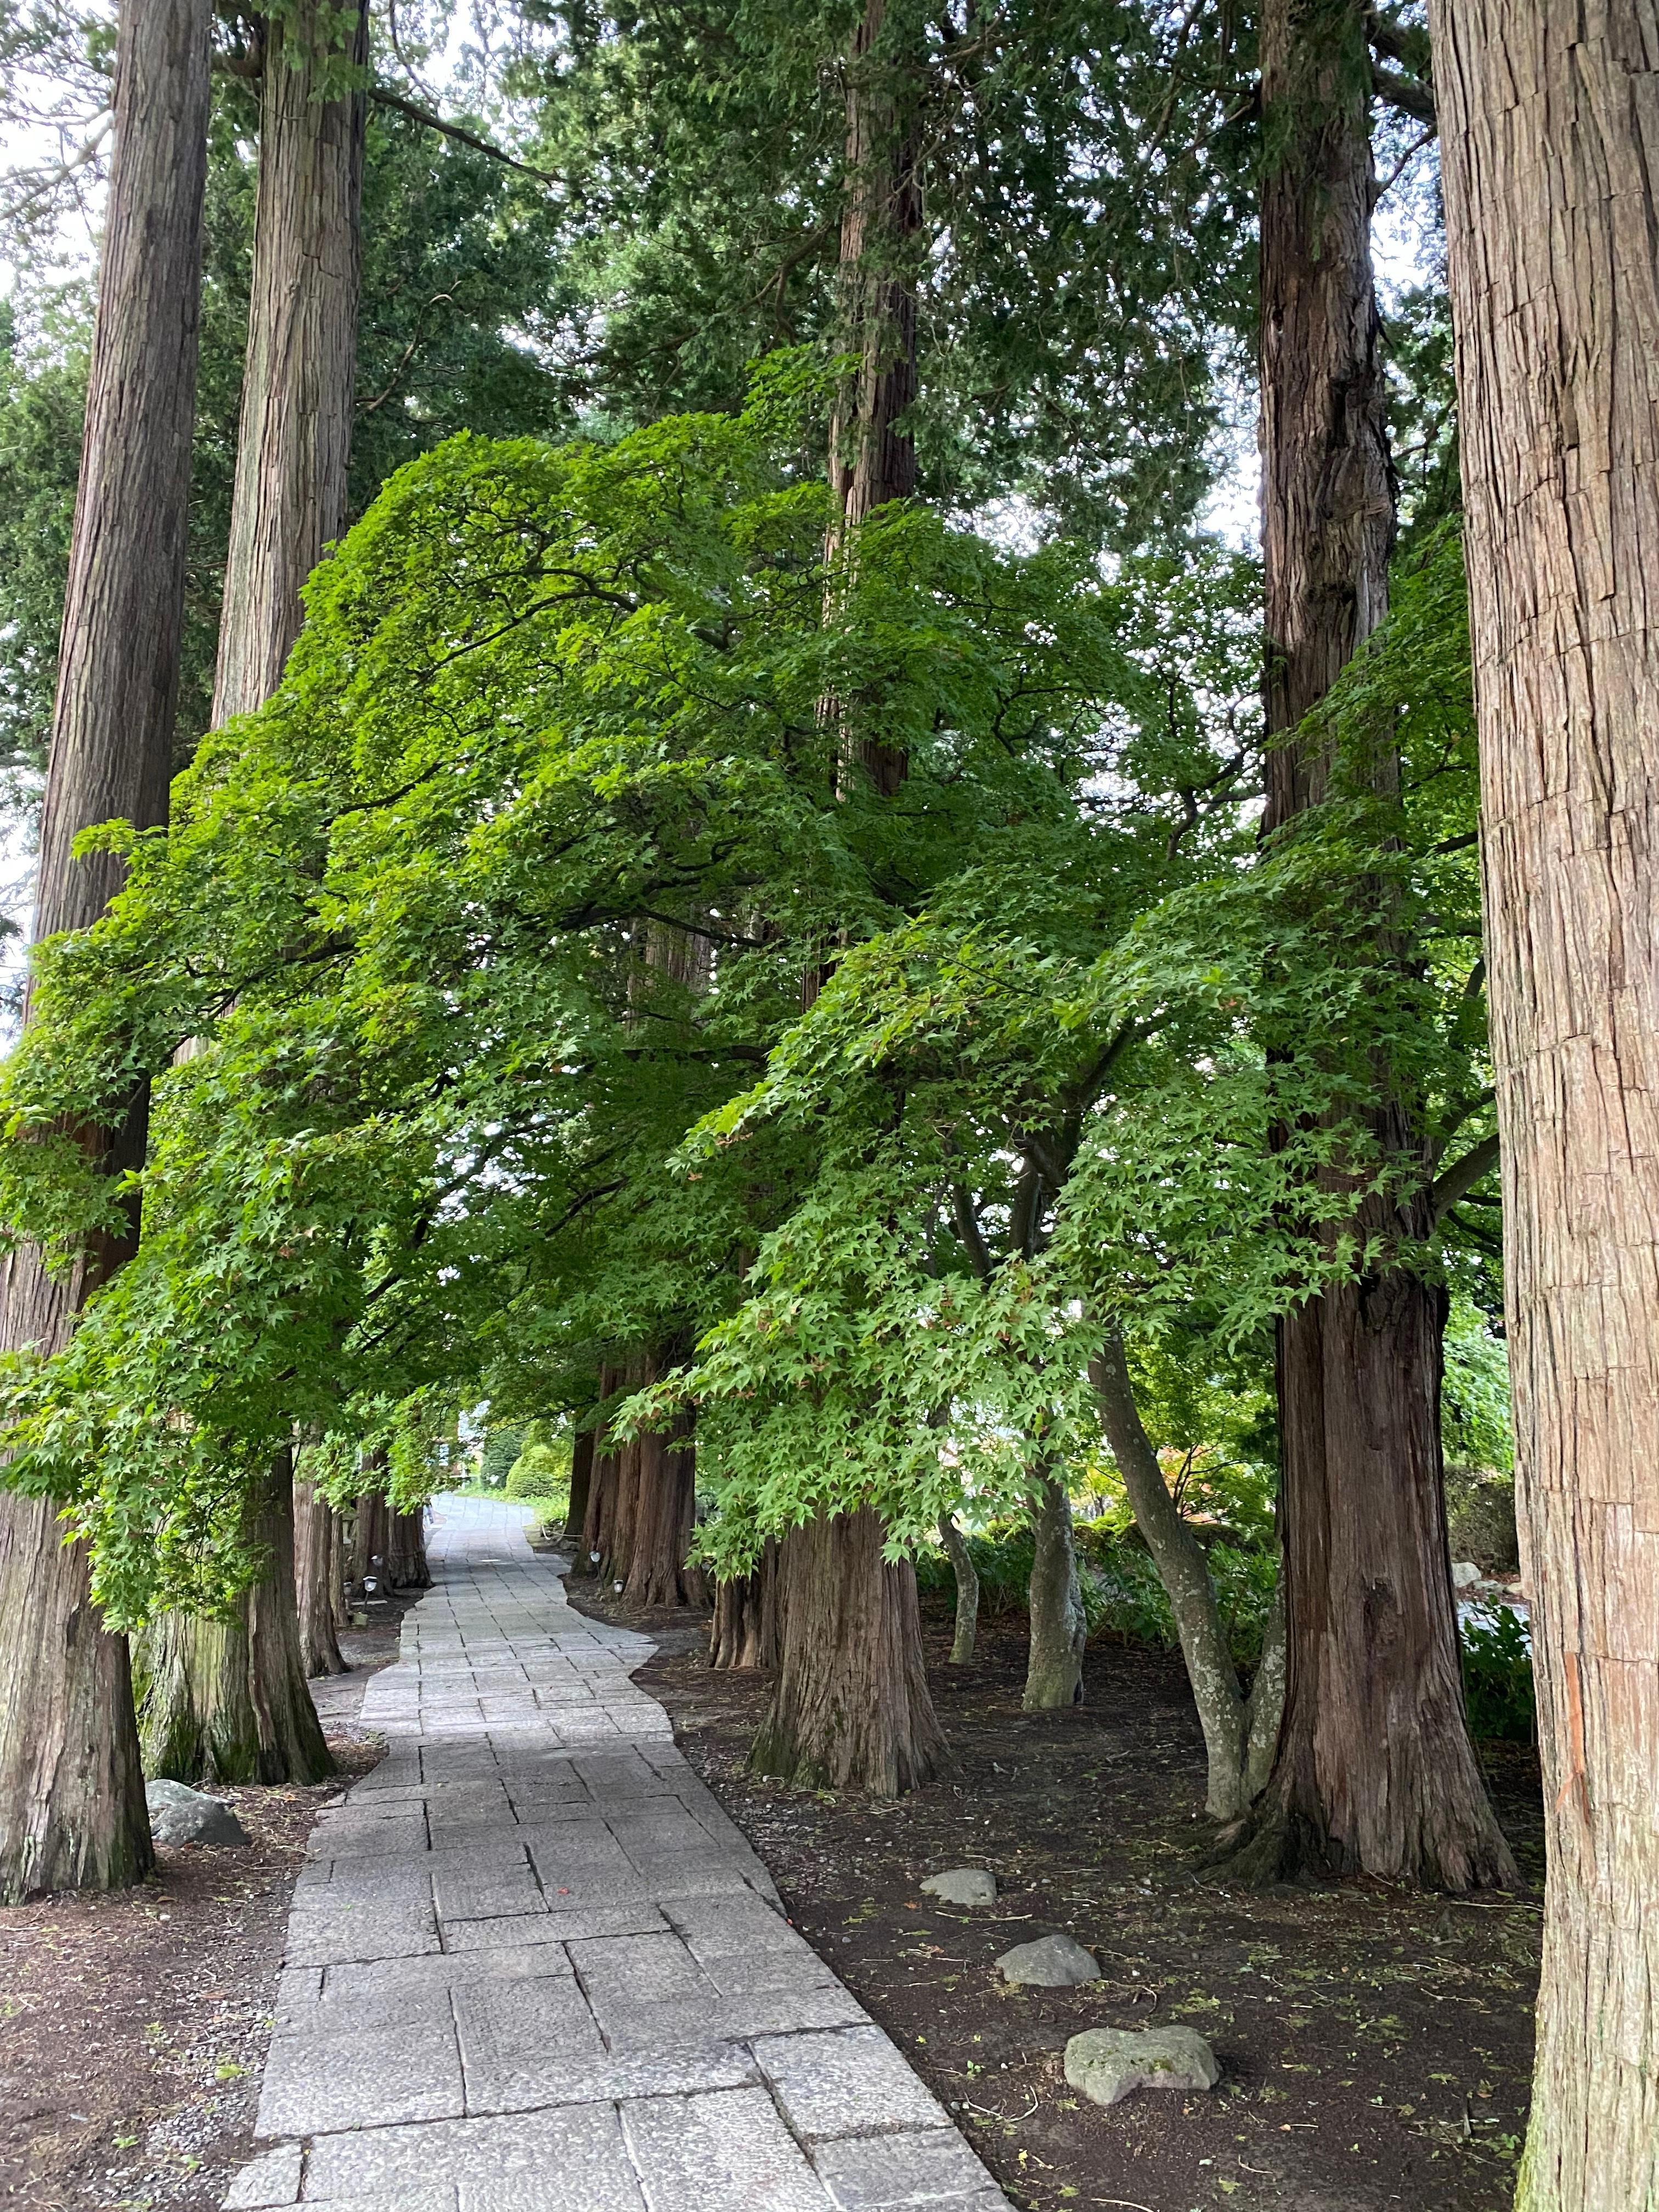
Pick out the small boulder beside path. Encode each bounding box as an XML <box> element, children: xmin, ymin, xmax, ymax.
<box><xmin>1064</xmin><ymin>2024</ymin><xmax>1221</xmax><ymax>2107</ymax></box>
<box><xmin>145</xmin><ymin>1778</ymin><xmax>249</xmax><ymax>1847</ymax></box>
<box><xmin>921</xmin><ymin>1867</ymin><xmax>997</xmax><ymax>1906</ymax></box>
<box><xmin>996</xmin><ymin>1932</ymin><xmax>1101</xmax><ymax>1986</ymax></box>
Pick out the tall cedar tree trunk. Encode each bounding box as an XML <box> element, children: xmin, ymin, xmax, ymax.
<box><xmin>294</xmin><ymin>1477</ymin><xmax>347</xmax><ymax>1677</ymax></box>
<box><xmin>751</xmin><ymin>1510</ymin><xmax>945</xmax><ymax>1794</ymax></box>
<box><xmin>752</xmin><ymin>0</ymin><xmax>942</xmax><ymax>1795</ymax></box>
<box><xmin>1092</xmin><ymin>1336</ymin><xmax>1285</xmax><ymax>1818</ymax></box>
<box><xmin>563</xmin><ymin>1431</ymin><xmax>594</xmax><ymax>1544</ymax></box>
<box><xmin>138</xmin><ymin>1455</ymin><xmax>329</xmax><ymax>1784</ymax></box>
<box><xmin>601</xmin><ymin>1353</ymin><xmax>649</xmax><ymax>1586</ymax></box>
<box><xmin>937</xmin><ymin>1516</ymin><xmax>978</xmax><ymax>1664</ymax></box>
<box><xmin>1023</xmin><ymin>1470</ymin><xmax>1085</xmax><ymax>1708</ymax></box>
<box><xmin>709</xmin><ymin>1540</ymin><xmax>782</xmax><ymax>1671</ymax></box>
<box><xmin>144</xmin><ymin>0</ymin><xmax>368</xmax><ymax>1783</ymax></box>
<box><xmin>579</xmin><ymin>1364</ymin><xmax>624</xmax><ymax>1576</ymax></box>
<box><xmin>1231</xmin><ymin>0</ymin><xmax>1513</xmax><ymax>1888</ymax></box>
<box><xmin>624</xmin><ymin>1411</ymin><xmax>705</xmax><ymax>1609</ymax></box>
<box><xmin>1431</xmin><ymin>3</ymin><xmax>1659</xmax><ymax>2194</ymax></box>
<box><xmin>385</xmin><ymin>1508</ymin><xmax>430</xmax><ymax>1590</ymax></box>
<box><xmin>613</xmin><ymin>928</ymin><xmax>712</xmax><ymax>1611</ymax></box>
<box><xmin>350</xmin><ymin>1487</ymin><xmax>390</xmax><ymax>1592</ymax></box>
<box><xmin>0</xmin><ymin>0</ymin><xmax>212</xmax><ymax>1901</ymax></box>
<box><xmin>213</xmin><ymin>0</ymin><xmax>367</xmax><ymax>725</ymax></box>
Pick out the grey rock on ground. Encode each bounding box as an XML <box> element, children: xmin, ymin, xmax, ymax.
<box><xmin>995</xmin><ymin>1932</ymin><xmax>1101</xmax><ymax>1987</ymax></box>
<box><xmin>1064</xmin><ymin>2025</ymin><xmax>1221</xmax><ymax>2107</ymax></box>
<box><xmin>921</xmin><ymin>1869</ymin><xmax>996</xmax><ymax>1906</ymax></box>
<box><xmin>146</xmin><ymin>1779</ymin><xmax>249</xmax><ymax>1848</ymax></box>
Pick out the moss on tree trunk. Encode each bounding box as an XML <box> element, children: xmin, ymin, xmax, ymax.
<box><xmin>138</xmin><ymin>1462</ymin><xmax>330</xmax><ymax>1787</ymax></box>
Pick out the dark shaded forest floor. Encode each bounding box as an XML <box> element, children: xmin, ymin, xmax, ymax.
<box><xmin>572</xmin><ymin>1580</ymin><xmax>1544</xmax><ymax>2212</ymax></box>
<box><xmin>0</xmin><ymin>1609</ymin><xmax>408</xmax><ymax>2212</ymax></box>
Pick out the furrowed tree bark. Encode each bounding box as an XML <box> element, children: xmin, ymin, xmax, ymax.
<box><xmin>139</xmin><ymin>0</ymin><xmax>370</xmax><ymax>1780</ymax></box>
<box><xmin>349</xmin><ymin>1486</ymin><xmax>390</xmax><ymax>1594</ymax></box>
<box><xmin>1092</xmin><ymin>1334</ymin><xmax>1283</xmax><ymax>1821</ymax></box>
<box><xmin>326</xmin><ymin>1500</ymin><xmax>349</xmax><ymax>1635</ymax></box>
<box><xmin>1431</xmin><ymin>0</ymin><xmax>1659</xmax><ymax>2193</ymax></box>
<box><xmin>751</xmin><ymin>1510</ymin><xmax>944</xmax><ymax>1796</ymax></box>
<box><xmin>1231</xmin><ymin>0</ymin><xmax>1513</xmax><ymax>1889</ymax></box>
<box><xmin>213</xmin><ymin>0</ymin><xmax>367</xmax><ymax>725</ymax></box>
<box><xmin>709</xmin><ymin>1540</ymin><xmax>781</xmax><ymax>1671</ymax></box>
<box><xmin>938</xmin><ymin>1515</ymin><xmax>979</xmax><ymax>1664</ymax></box>
<box><xmin>579</xmin><ymin>1364</ymin><xmax>623</xmax><ymax>1577</ymax></box>
<box><xmin>563</xmin><ymin>1430</ymin><xmax>594</xmax><ymax>1544</ymax></box>
<box><xmin>623</xmin><ymin>1409</ymin><xmax>704</xmax><ymax>1610</ymax></box>
<box><xmin>137</xmin><ymin>1455</ymin><xmax>330</xmax><ymax>1784</ymax></box>
<box><xmin>1023</xmin><ymin>1470</ymin><xmax>1085</xmax><ymax>1709</ymax></box>
<box><xmin>385</xmin><ymin>1507</ymin><xmax>430</xmax><ymax>1590</ymax></box>
<box><xmin>600</xmin><ymin>1353</ymin><xmax>648</xmax><ymax>1587</ymax></box>
<box><xmin>825</xmin><ymin>0</ymin><xmax>919</xmax><ymax>802</ymax></box>
<box><xmin>294</xmin><ymin>1477</ymin><xmax>347</xmax><ymax>1678</ymax></box>
<box><xmin>755</xmin><ymin>0</ymin><xmax>943</xmax><ymax>1792</ymax></box>
<box><xmin>0</xmin><ymin>0</ymin><xmax>213</xmax><ymax>1902</ymax></box>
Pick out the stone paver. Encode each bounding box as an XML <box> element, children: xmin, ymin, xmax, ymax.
<box><xmin>228</xmin><ymin>1497</ymin><xmax>1009</xmax><ymax>2211</ymax></box>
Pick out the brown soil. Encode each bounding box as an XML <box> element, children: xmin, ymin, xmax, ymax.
<box><xmin>571</xmin><ymin>1579</ymin><xmax>1544</xmax><ymax>2212</ymax></box>
<box><xmin>0</xmin><ymin>1611</ymin><xmax>409</xmax><ymax>2212</ymax></box>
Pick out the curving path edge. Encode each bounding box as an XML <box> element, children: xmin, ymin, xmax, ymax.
<box><xmin>223</xmin><ymin>1495</ymin><xmax>1011</xmax><ymax>2212</ymax></box>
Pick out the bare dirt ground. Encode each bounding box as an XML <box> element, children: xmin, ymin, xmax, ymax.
<box><xmin>0</xmin><ymin>1610</ymin><xmax>409</xmax><ymax>2212</ymax></box>
<box><xmin>571</xmin><ymin>1580</ymin><xmax>1544</xmax><ymax>2212</ymax></box>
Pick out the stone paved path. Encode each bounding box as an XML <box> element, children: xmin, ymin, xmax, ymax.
<box><xmin>226</xmin><ymin>1496</ymin><xmax>1009</xmax><ymax>2212</ymax></box>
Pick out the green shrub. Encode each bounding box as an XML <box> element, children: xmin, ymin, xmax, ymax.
<box><xmin>1460</xmin><ymin>1604</ymin><xmax>1534</xmax><ymax>1742</ymax></box>
<box><xmin>505</xmin><ymin>1442</ymin><xmax>568</xmax><ymax>1503</ymax></box>
<box><xmin>916</xmin><ymin>1517</ymin><xmax>1034</xmax><ymax>1616</ymax></box>
<box><xmin>922</xmin><ymin>1511</ymin><xmax>1276</xmax><ymax>1668</ymax></box>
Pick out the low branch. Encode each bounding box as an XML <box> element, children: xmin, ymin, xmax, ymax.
<box><xmin>949</xmin><ymin>1183</ymin><xmax>995</xmax><ymax>1283</ymax></box>
<box><xmin>1431</xmin><ymin>1130</ymin><xmax>1500</xmax><ymax>1222</ymax></box>
<box><xmin>1374</xmin><ymin>126</ymin><xmax>1436</xmax><ymax>201</ymax></box>
<box><xmin>1373</xmin><ymin>61</ymin><xmax>1436</xmax><ymax>123</ymax></box>
<box><xmin>368</xmin><ymin>88</ymin><xmax>561</xmax><ymax>184</ymax></box>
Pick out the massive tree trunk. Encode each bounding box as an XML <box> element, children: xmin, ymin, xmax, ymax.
<box><xmin>349</xmin><ymin>1486</ymin><xmax>390</xmax><ymax>1593</ymax></box>
<box><xmin>825</xmin><ymin>0</ymin><xmax>918</xmax><ymax>803</ymax></box>
<box><xmin>709</xmin><ymin>1540</ymin><xmax>782</xmax><ymax>1671</ymax></box>
<box><xmin>138</xmin><ymin>1457</ymin><xmax>330</xmax><ymax>1785</ymax></box>
<box><xmin>385</xmin><ymin>1507</ymin><xmax>430</xmax><ymax>1590</ymax></box>
<box><xmin>212</xmin><ymin>0</ymin><xmax>367</xmax><ymax>725</ymax></box>
<box><xmin>600</xmin><ymin>1355</ymin><xmax>648</xmax><ymax>1587</ymax></box>
<box><xmin>1231</xmin><ymin>0</ymin><xmax>1513</xmax><ymax>1889</ymax></box>
<box><xmin>144</xmin><ymin>0</ymin><xmax>369</xmax><ymax>1777</ymax></box>
<box><xmin>1431</xmin><ymin>2</ymin><xmax>1659</xmax><ymax>2194</ymax></box>
<box><xmin>563</xmin><ymin>1430</ymin><xmax>594</xmax><ymax>1544</ymax></box>
<box><xmin>0</xmin><ymin>0</ymin><xmax>213</xmax><ymax>1902</ymax></box>
<box><xmin>623</xmin><ymin>1411</ymin><xmax>704</xmax><ymax>1610</ymax></box>
<box><xmin>1092</xmin><ymin>1335</ymin><xmax>1283</xmax><ymax>1821</ymax></box>
<box><xmin>937</xmin><ymin>1515</ymin><xmax>979</xmax><ymax>1664</ymax></box>
<box><xmin>1023</xmin><ymin>1470</ymin><xmax>1085</xmax><ymax>1709</ymax></box>
<box><xmin>579</xmin><ymin>1364</ymin><xmax>624</xmax><ymax>1576</ymax></box>
<box><xmin>752</xmin><ymin>0</ymin><xmax>943</xmax><ymax>1792</ymax></box>
<box><xmin>751</xmin><ymin>1510</ymin><xmax>944</xmax><ymax>1796</ymax></box>
<box><xmin>294</xmin><ymin>1477</ymin><xmax>347</xmax><ymax>1678</ymax></box>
